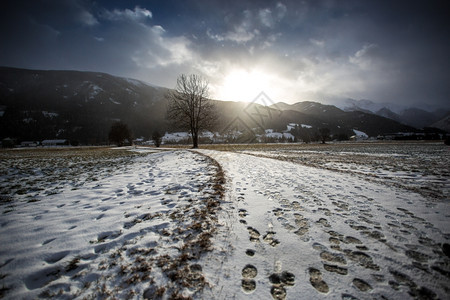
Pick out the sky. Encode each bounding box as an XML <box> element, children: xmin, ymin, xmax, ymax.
<box><xmin>1</xmin><ymin>0</ymin><xmax>449</xmax><ymax>109</ymax></box>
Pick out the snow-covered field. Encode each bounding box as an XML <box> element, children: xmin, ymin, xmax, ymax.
<box><xmin>1</xmin><ymin>143</ymin><xmax>449</xmax><ymax>299</ymax></box>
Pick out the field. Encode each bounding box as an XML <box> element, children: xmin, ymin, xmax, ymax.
<box><xmin>0</xmin><ymin>141</ymin><xmax>449</xmax><ymax>299</ymax></box>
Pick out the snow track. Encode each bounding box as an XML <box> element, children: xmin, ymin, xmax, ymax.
<box><xmin>0</xmin><ymin>149</ymin><xmax>222</xmax><ymax>299</ymax></box>
<box><xmin>1</xmin><ymin>148</ymin><xmax>448</xmax><ymax>299</ymax></box>
<box><xmin>199</xmin><ymin>150</ymin><xmax>449</xmax><ymax>299</ymax></box>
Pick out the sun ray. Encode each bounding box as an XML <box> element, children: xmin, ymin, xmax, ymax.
<box><xmin>214</xmin><ymin>69</ymin><xmax>281</xmax><ymax>104</ymax></box>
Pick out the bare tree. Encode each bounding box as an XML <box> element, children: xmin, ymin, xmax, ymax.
<box><xmin>152</xmin><ymin>130</ymin><xmax>162</xmax><ymax>147</ymax></box>
<box><xmin>319</xmin><ymin>127</ymin><xmax>330</xmax><ymax>144</ymax></box>
<box><xmin>108</xmin><ymin>121</ymin><xmax>132</xmax><ymax>146</ymax></box>
<box><xmin>167</xmin><ymin>74</ymin><xmax>215</xmax><ymax>148</ymax></box>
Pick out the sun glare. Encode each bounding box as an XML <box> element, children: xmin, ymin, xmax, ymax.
<box><xmin>214</xmin><ymin>69</ymin><xmax>281</xmax><ymax>105</ymax></box>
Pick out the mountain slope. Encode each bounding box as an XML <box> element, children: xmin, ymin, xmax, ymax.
<box><xmin>0</xmin><ymin>67</ymin><xmax>433</xmax><ymax>145</ymax></box>
<box><xmin>0</xmin><ymin>67</ymin><xmax>169</xmax><ymax>143</ymax></box>
<box><xmin>270</xmin><ymin>101</ymin><xmax>417</xmax><ymax>136</ymax></box>
<box><xmin>335</xmin><ymin>98</ymin><xmax>449</xmax><ymax>130</ymax></box>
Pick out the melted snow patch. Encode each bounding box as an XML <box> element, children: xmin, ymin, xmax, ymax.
<box><xmin>287</xmin><ymin>123</ymin><xmax>298</xmax><ymax>131</ymax></box>
<box><xmin>109</xmin><ymin>97</ymin><xmax>120</xmax><ymax>105</ymax></box>
<box><xmin>353</xmin><ymin>129</ymin><xmax>368</xmax><ymax>138</ymax></box>
<box><xmin>124</xmin><ymin>78</ymin><xmax>143</xmax><ymax>86</ymax></box>
<box><xmin>42</xmin><ymin>111</ymin><xmax>59</xmax><ymax>118</ymax></box>
<box><xmin>162</xmin><ymin>132</ymin><xmax>190</xmax><ymax>143</ymax></box>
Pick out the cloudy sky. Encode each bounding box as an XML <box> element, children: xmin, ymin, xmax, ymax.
<box><xmin>1</xmin><ymin>0</ymin><xmax>449</xmax><ymax>108</ymax></box>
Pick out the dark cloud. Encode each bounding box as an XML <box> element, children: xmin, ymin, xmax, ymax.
<box><xmin>1</xmin><ymin>0</ymin><xmax>448</xmax><ymax>109</ymax></box>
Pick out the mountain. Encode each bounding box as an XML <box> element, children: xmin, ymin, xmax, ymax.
<box><xmin>375</xmin><ymin>107</ymin><xmax>401</xmax><ymax>123</ymax></box>
<box><xmin>335</xmin><ymin>98</ymin><xmax>449</xmax><ymax>131</ymax></box>
<box><xmin>269</xmin><ymin>101</ymin><xmax>417</xmax><ymax>137</ymax></box>
<box><xmin>336</xmin><ymin>98</ymin><xmax>406</xmax><ymax>114</ymax></box>
<box><xmin>430</xmin><ymin>113</ymin><xmax>450</xmax><ymax>133</ymax></box>
<box><xmin>0</xmin><ymin>67</ymin><xmax>169</xmax><ymax>144</ymax></box>
<box><xmin>399</xmin><ymin>108</ymin><xmax>441</xmax><ymax>129</ymax></box>
<box><xmin>0</xmin><ymin>67</ymin><xmax>436</xmax><ymax>145</ymax></box>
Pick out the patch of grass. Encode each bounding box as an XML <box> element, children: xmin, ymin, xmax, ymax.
<box><xmin>65</xmin><ymin>257</ymin><xmax>81</xmax><ymax>272</ymax></box>
<box><xmin>27</xmin><ymin>198</ymin><xmax>40</xmax><ymax>203</ymax></box>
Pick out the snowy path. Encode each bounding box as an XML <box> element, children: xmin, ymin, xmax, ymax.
<box><xmin>199</xmin><ymin>150</ymin><xmax>449</xmax><ymax>299</ymax></box>
<box><xmin>0</xmin><ymin>150</ymin><xmax>221</xmax><ymax>299</ymax></box>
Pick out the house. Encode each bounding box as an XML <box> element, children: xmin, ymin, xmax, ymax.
<box><xmin>21</xmin><ymin>141</ymin><xmax>38</xmax><ymax>147</ymax></box>
<box><xmin>42</xmin><ymin>139</ymin><xmax>69</xmax><ymax>146</ymax></box>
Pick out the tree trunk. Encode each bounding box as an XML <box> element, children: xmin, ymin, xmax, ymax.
<box><xmin>192</xmin><ymin>133</ymin><xmax>199</xmax><ymax>148</ymax></box>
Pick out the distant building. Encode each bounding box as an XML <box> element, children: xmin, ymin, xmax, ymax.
<box><xmin>42</xmin><ymin>139</ymin><xmax>69</xmax><ymax>146</ymax></box>
<box><xmin>21</xmin><ymin>141</ymin><xmax>38</xmax><ymax>147</ymax></box>
<box><xmin>133</xmin><ymin>138</ymin><xmax>144</xmax><ymax>145</ymax></box>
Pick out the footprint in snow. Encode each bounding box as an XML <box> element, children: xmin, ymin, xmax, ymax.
<box><xmin>263</xmin><ymin>231</ymin><xmax>280</xmax><ymax>247</ymax></box>
<box><xmin>316</xmin><ymin>218</ymin><xmax>331</xmax><ymax>227</ymax></box>
<box><xmin>247</xmin><ymin>227</ymin><xmax>260</xmax><ymax>242</ymax></box>
<box><xmin>323</xmin><ymin>264</ymin><xmax>348</xmax><ymax>275</ymax></box>
<box><xmin>320</xmin><ymin>251</ymin><xmax>347</xmax><ymax>265</ymax></box>
<box><xmin>352</xmin><ymin>278</ymin><xmax>372</xmax><ymax>292</ymax></box>
<box><xmin>44</xmin><ymin>250</ymin><xmax>70</xmax><ymax>264</ymax></box>
<box><xmin>309</xmin><ymin>267</ymin><xmax>329</xmax><ymax>293</ymax></box>
<box><xmin>239</xmin><ymin>208</ymin><xmax>248</xmax><ymax>224</ymax></box>
<box><xmin>241</xmin><ymin>264</ymin><xmax>257</xmax><ymax>293</ymax></box>
<box><xmin>42</xmin><ymin>238</ymin><xmax>56</xmax><ymax>245</ymax></box>
<box><xmin>238</xmin><ymin>208</ymin><xmax>248</xmax><ymax>218</ymax></box>
<box><xmin>344</xmin><ymin>250</ymin><xmax>380</xmax><ymax>270</ymax></box>
<box><xmin>293</xmin><ymin>214</ymin><xmax>309</xmax><ymax>237</ymax></box>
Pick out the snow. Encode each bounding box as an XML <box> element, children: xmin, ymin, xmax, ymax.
<box><xmin>336</xmin><ymin>99</ymin><xmax>407</xmax><ymax>115</ymax></box>
<box><xmin>90</xmin><ymin>84</ymin><xmax>103</xmax><ymax>97</ymax></box>
<box><xmin>266</xmin><ymin>132</ymin><xmax>283</xmax><ymax>138</ymax></box>
<box><xmin>124</xmin><ymin>78</ymin><xmax>143</xmax><ymax>86</ymax></box>
<box><xmin>0</xmin><ymin>148</ymin><xmax>220</xmax><ymax>299</ymax></box>
<box><xmin>286</xmin><ymin>123</ymin><xmax>298</xmax><ymax>131</ymax></box>
<box><xmin>109</xmin><ymin>97</ymin><xmax>121</xmax><ymax>105</ymax></box>
<box><xmin>301</xmin><ymin>124</ymin><xmax>313</xmax><ymax>129</ymax></box>
<box><xmin>201</xmin><ymin>131</ymin><xmax>215</xmax><ymax>139</ymax></box>
<box><xmin>265</xmin><ymin>132</ymin><xmax>294</xmax><ymax>140</ymax></box>
<box><xmin>82</xmin><ymin>81</ymin><xmax>104</xmax><ymax>99</ymax></box>
<box><xmin>353</xmin><ymin>129</ymin><xmax>368</xmax><ymax>138</ymax></box>
<box><xmin>42</xmin><ymin>111</ymin><xmax>59</xmax><ymax>118</ymax></box>
<box><xmin>162</xmin><ymin>132</ymin><xmax>190</xmax><ymax>143</ymax></box>
<box><xmin>125</xmin><ymin>87</ymin><xmax>137</xmax><ymax>95</ymax></box>
<box><xmin>198</xmin><ymin>149</ymin><xmax>449</xmax><ymax>299</ymax></box>
<box><xmin>0</xmin><ymin>144</ymin><xmax>448</xmax><ymax>299</ymax></box>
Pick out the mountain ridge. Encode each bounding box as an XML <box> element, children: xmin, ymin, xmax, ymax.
<box><xmin>0</xmin><ymin>67</ymin><xmax>445</xmax><ymax>145</ymax></box>
<box><xmin>333</xmin><ymin>98</ymin><xmax>449</xmax><ymax>129</ymax></box>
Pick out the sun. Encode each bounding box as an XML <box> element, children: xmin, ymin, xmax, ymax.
<box><xmin>214</xmin><ymin>69</ymin><xmax>280</xmax><ymax>104</ymax></box>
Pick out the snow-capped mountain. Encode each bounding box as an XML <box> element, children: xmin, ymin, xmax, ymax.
<box><xmin>333</xmin><ymin>98</ymin><xmax>449</xmax><ymax>130</ymax></box>
<box><xmin>1</xmin><ymin>67</ymin><xmax>445</xmax><ymax>145</ymax></box>
<box><xmin>0</xmin><ymin>67</ymin><xmax>169</xmax><ymax>144</ymax></box>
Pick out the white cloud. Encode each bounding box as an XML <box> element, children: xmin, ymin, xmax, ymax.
<box><xmin>276</xmin><ymin>2</ymin><xmax>287</xmax><ymax>20</ymax></box>
<box><xmin>206</xmin><ymin>28</ymin><xmax>225</xmax><ymax>42</ymax></box>
<box><xmin>259</xmin><ymin>8</ymin><xmax>274</xmax><ymax>27</ymax></box>
<box><xmin>131</xmin><ymin>25</ymin><xmax>194</xmax><ymax>69</ymax></box>
<box><xmin>102</xmin><ymin>6</ymin><xmax>152</xmax><ymax>22</ymax></box>
<box><xmin>79</xmin><ymin>10</ymin><xmax>98</xmax><ymax>26</ymax></box>
<box><xmin>225</xmin><ymin>26</ymin><xmax>258</xmax><ymax>43</ymax></box>
<box><xmin>207</xmin><ymin>24</ymin><xmax>258</xmax><ymax>44</ymax></box>
<box><xmin>349</xmin><ymin>43</ymin><xmax>380</xmax><ymax>69</ymax></box>
<box><xmin>310</xmin><ymin>38</ymin><xmax>325</xmax><ymax>47</ymax></box>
